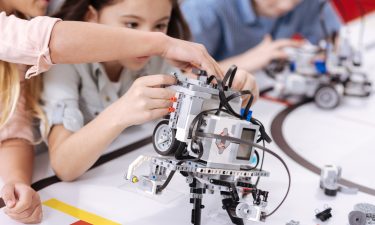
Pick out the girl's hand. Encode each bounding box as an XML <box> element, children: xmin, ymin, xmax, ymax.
<box><xmin>161</xmin><ymin>36</ymin><xmax>224</xmax><ymax>79</ymax></box>
<box><xmin>113</xmin><ymin>75</ymin><xmax>177</xmax><ymax>128</ymax></box>
<box><xmin>231</xmin><ymin>69</ymin><xmax>259</xmax><ymax>105</ymax></box>
<box><xmin>1</xmin><ymin>183</ymin><xmax>42</xmax><ymax>224</ymax></box>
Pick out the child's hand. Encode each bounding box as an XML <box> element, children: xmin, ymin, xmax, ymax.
<box><xmin>113</xmin><ymin>75</ymin><xmax>176</xmax><ymax>128</ymax></box>
<box><xmin>1</xmin><ymin>183</ymin><xmax>42</xmax><ymax>224</ymax></box>
<box><xmin>162</xmin><ymin>36</ymin><xmax>223</xmax><ymax>79</ymax></box>
<box><xmin>231</xmin><ymin>69</ymin><xmax>259</xmax><ymax>105</ymax></box>
<box><xmin>238</xmin><ymin>35</ymin><xmax>303</xmax><ymax>72</ymax></box>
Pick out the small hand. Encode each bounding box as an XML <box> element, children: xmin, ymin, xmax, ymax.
<box><xmin>230</xmin><ymin>69</ymin><xmax>259</xmax><ymax>105</ymax></box>
<box><xmin>242</xmin><ymin>35</ymin><xmax>303</xmax><ymax>71</ymax></box>
<box><xmin>112</xmin><ymin>75</ymin><xmax>177</xmax><ymax>128</ymax></box>
<box><xmin>1</xmin><ymin>183</ymin><xmax>42</xmax><ymax>224</ymax></box>
<box><xmin>162</xmin><ymin>36</ymin><xmax>224</xmax><ymax>79</ymax></box>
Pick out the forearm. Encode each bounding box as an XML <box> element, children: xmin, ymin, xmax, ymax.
<box><xmin>50</xmin><ymin>107</ymin><xmax>127</xmax><ymax>181</ymax></box>
<box><xmin>0</xmin><ymin>140</ymin><xmax>33</xmax><ymax>185</ymax></box>
<box><xmin>49</xmin><ymin>21</ymin><xmax>166</xmax><ymax>64</ymax></box>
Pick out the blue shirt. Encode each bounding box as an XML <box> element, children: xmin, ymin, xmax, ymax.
<box><xmin>182</xmin><ymin>0</ymin><xmax>342</xmax><ymax>61</ymax></box>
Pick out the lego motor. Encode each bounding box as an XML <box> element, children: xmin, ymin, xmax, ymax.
<box><xmin>319</xmin><ymin>165</ymin><xmax>358</xmax><ymax>196</ymax></box>
<box><xmin>320</xmin><ymin>165</ymin><xmax>341</xmax><ymax>196</ymax></box>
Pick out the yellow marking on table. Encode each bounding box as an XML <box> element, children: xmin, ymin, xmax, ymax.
<box><xmin>43</xmin><ymin>198</ymin><xmax>121</xmax><ymax>225</ymax></box>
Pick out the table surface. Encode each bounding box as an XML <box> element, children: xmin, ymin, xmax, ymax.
<box><xmin>1</xmin><ymin>13</ymin><xmax>375</xmax><ymax>225</ymax></box>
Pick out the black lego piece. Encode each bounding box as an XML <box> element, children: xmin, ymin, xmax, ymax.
<box><xmin>192</xmin><ymin>68</ymin><xmax>208</xmax><ymax>77</ymax></box>
<box><xmin>316</xmin><ymin>207</ymin><xmax>333</xmax><ymax>222</ymax></box>
<box><xmin>221</xmin><ymin>191</ymin><xmax>244</xmax><ymax>225</ymax></box>
<box><xmin>189</xmin><ymin>178</ymin><xmax>205</xmax><ymax>225</ymax></box>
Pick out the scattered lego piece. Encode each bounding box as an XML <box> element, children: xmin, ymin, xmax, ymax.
<box><xmin>320</xmin><ymin>165</ymin><xmax>358</xmax><ymax>196</ymax></box>
<box><xmin>320</xmin><ymin>165</ymin><xmax>341</xmax><ymax>196</ymax></box>
<box><xmin>286</xmin><ymin>220</ymin><xmax>300</xmax><ymax>225</ymax></box>
<box><xmin>315</xmin><ymin>205</ymin><xmax>332</xmax><ymax>222</ymax></box>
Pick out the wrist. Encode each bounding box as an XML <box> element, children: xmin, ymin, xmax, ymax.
<box><xmin>152</xmin><ymin>32</ymin><xmax>169</xmax><ymax>57</ymax></box>
<box><xmin>100</xmin><ymin>104</ymin><xmax>131</xmax><ymax>131</ymax></box>
<box><xmin>3</xmin><ymin>176</ymin><xmax>30</xmax><ymax>186</ymax></box>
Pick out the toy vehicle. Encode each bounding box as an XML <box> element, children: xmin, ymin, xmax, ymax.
<box><xmin>265</xmin><ymin>40</ymin><xmax>372</xmax><ymax>109</ymax></box>
<box><xmin>125</xmin><ymin>66</ymin><xmax>290</xmax><ymax>225</ymax></box>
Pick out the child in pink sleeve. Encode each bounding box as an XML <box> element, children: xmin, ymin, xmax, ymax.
<box><xmin>0</xmin><ymin>12</ymin><xmax>61</xmax><ymax>78</ymax></box>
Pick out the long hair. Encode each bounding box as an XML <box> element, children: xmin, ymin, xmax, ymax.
<box><xmin>0</xmin><ymin>61</ymin><xmax>21</xmax><ymax>129</ymax></box>
<box><xmin>0</xmin><ymin>61</ymin><xmax>46</xmax><ymax>143</ymax></box>
<box><xmin>53</xmin><ymin>0</ymin><xmax>191</xmax><ymax>40</ymax></box>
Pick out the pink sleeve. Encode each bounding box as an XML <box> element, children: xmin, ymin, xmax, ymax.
<box><xmin>0</xmin><ymin>12</ymin><xmax>61</xmax><ymax>79</ymax></box>
<box><xmin>0</xmin><ymin>86</ymin><xmax>34</xmax><ymax>144</ymax></box>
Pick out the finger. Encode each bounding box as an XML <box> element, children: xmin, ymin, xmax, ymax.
<box><xmin>1</xmin><ymin>184</ymin><xmax>16</xmax><ymax>209</ymax></box>
<box><xmin>25</xmin><ymin>205</ymin><xmax>43</xmax><ymax>224</ymax></box>
<box><xmin>6</xmin><ymin>193</ymin><xmax>40</xmax><ymax>220</ymax></box>
<box><xmin>15</xmin><ymin>205</ymin><xmax>42</xmax><ymax>224</ymax></box>
<box><xmin>136</xmin><ymin>75</ymin><xmax>176</xmax><ymax>87</ymax></box>
<box><xmin>147</xmin><ymin>99</ymin><xmax>173</xmax><ymax>110</ymax></box>
<box><xmin>271</xmin><ymin>50</ymin><xmax>289</xmax><ymax>60</ymax></box>
<box><xmin>191</xmin><ymin>44</ymin><xmax>223</xmax><ymax>78</ymax></box>
<box><xmin>261</xmin><ymin>34</ymin><xmax>273</xmax><ymax>44</ymax></box>
<box><xmin>11</xmin><ymin>186</ymin><xmax>33</xmax><ymax>214</ymax></box>
<box><xmin>272</xmin><ymin>39</ymin><xmax>302</xmax><ymax>49</ymax></box>
<box><xmin>183</xmin><ymin>71</ymin><xmax>199</xmax><ymax>80</ymax></box>
<box><xmin>144</xmin><ymin>88</ymin><xmax>176</xmax><ymax>100</ymax></box>
<box><xmin>201</xmin><ymin>54</ymin><xmax>223</xmax><ymax>78</ymax></box>
<box><xmin>149</xmin><ymin>108</ymin><xmax>170</xmax><ymax>120</ymax></box>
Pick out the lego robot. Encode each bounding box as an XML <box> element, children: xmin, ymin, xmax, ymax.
<box><xmin>125</xmin><ymin>66</ymin><xmax>290</xmax><ymax>225</ymax></box>
<box><xmin>265</xmin><ymin>41</ymin><xmax>372</xmax><ymax>109</ymax></box>
<box><xmin>265</xmin><ymin>0</ymin><xmax>372</xmax><ymax>109</ymax></box>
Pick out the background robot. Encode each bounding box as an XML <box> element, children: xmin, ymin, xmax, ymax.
<box><xmin>125</xmin><ymin>66</ymin><xmax>291</xmax><ymax>225</ymax></box>
<box><xmin>264</xmin><ymin>0</ymin><xmax>372</xmax><ymax>109</ymax></box>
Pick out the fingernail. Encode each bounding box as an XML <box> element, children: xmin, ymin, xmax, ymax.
<box><xmin>168</xmin><ymin>107</ymin><xmax>175</xmax><ymax>113</ymax></box>
<box><xmin>170</xmin><ymin>97</ymin><xmax>177</xmax><ymax>102</ymax></box>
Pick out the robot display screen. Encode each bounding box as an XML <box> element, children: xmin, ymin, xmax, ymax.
<box><xmin>236</xmin><ymin>128</ymin><xmax>256</xmax><ymax>160</ymax></box>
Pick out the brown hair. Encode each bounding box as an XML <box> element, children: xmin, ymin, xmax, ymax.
<box><xmin>53</xmin><ymin>0</ymin><xmax>191</xmax><ymax>40</ymax></box>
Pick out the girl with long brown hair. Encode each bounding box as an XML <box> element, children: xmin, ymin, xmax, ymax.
<box><xmin>42</xmin><ymin>0</ymin><xmax>258</xmax><ymax>182</ymax></box>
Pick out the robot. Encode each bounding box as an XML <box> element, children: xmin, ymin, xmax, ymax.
<box><xmin>125</xmin><ymin>66</ymin><xmax>291</xmax><ymax>225</ymax></box>
<box><xmin>265</xmin><ymin>0</ymin><xmax>372</xmax><ymax>109</ymax></box>
<box><xmin>265</xmin><ymin>41</ymin><xmax>372</xmax><ymax>109</ymax></box>
<box><xmin>348</xmin><ymin>203</ymin><xmax>375</xmax><ymax>225</ymax></box>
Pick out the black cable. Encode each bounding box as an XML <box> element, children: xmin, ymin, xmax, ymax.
<box><xmin>193</xmin><ymin>132</ymin><xmax>291</xmax><ymax>218</ymax></box>
<box><xmin>223</xmin><ymin>65</ymin><xmax>237</xmax><ymax>88</ymax></box>
<box><xmin>156</xmin><ymin>161</ymin><xmax>184</xmax><ymax>193</ymax></box>
<box><xmin>251</xmin><ymin>117</ymin><xmax>272</xmax><ymax>143</ymax></box>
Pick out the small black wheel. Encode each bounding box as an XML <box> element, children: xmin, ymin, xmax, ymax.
<box><xmin>152</xmin><ymin>120</ymin><xmax>181</xmax><ymax>156</ymax></box>
<box><xmin>314</xmin><ymin>85</ymin><xmax>341</xmax><ymax>109</ymax></box>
